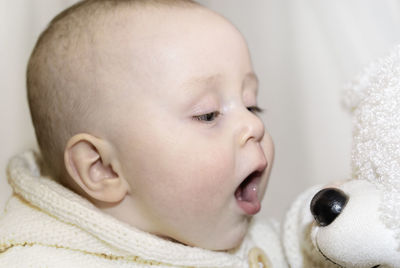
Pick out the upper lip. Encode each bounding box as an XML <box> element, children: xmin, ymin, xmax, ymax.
<box><xmin>238</xmin><ymin>157</ymin><xmax>268</xmax><ymax>187</ymax></box>
<box><xmin>256</xmin><ymin>159</ymin><xmax>268</xmax><ymax>173</ymax></box>
<box><xmin>252</xmin><ymin>156</ymin><xmax>268</xmax><ymax>176</ymax></box>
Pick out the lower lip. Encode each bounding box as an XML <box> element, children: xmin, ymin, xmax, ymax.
<box><xmin>235</xmin><ymin>174</ymin><xmax>262</xmax><ymax>215</ymax></box>
<box><xmin>236</xmin><ymin>199</ymin><xmax>261</xmax><ymax>215</ymax></box>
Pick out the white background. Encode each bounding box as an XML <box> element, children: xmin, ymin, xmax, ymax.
<box><xmin>1</xmin><ymin>0</ymin><xmax>399</xmax><ymax>221</ymax></box>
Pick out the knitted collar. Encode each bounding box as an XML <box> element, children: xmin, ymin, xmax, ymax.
<box><xmin>6</xmin><ymin>151</ymin><xmax>252</xmax><ymax>267</ymax></box>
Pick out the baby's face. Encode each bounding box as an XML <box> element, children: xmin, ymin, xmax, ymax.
<box><xmin>101</xmin><ymin>8</ymin><xmax>274</xmax><ymax>250</ymax></box>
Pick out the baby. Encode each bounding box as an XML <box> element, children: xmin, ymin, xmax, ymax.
<box><xmin>0</xmin><ymin>0</ymin><xmax>333</xmax><ymax>267</ymax></box>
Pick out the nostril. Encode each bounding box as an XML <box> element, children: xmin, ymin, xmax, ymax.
<box><xmin>310</xmin><ymin>188</ymin><xmax>348</xmax><ymax>227</ymax></box>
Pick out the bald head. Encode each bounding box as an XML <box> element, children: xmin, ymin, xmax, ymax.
<box><xmin>27</xmin><ymin>0</ymin><xmax>203</xmax><ymax>182</ymax></box>
<box><xmin>25</xmin><ymin>0</ymin><xmax>265</xmax><ymax>251</ymax></box>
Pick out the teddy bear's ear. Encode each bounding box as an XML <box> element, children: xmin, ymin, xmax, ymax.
<box><xmin>342</xmin><ymin>69</ymin><xmax>375</xmax><ymax>113</ymax></box>
<box><xmin>342</xmin><ymin>44</ymin><xmax>400</xmax><ymax>113</ymax></box>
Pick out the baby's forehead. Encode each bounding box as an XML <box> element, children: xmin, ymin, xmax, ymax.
<box><xmin>99</xmin><ymin>6</ymin><xmax>234</xmax><ymax>49</ymax></box>
<box><xmin>63</xmin><ymin>4</ymin><xmax>249</xmax><ymax>110</ymax></box>
<box><xmin>75</xmin><ymin>6</ymin><xmax>225</xmax><ymax>69</ymax></box>
<box><xmin>89</xmin><ymin>7</ymin><xmax>246</xmax><ymax>82</ymax></box>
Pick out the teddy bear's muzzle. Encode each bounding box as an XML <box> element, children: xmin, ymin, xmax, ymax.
<box><xmin>310</xmin><ymin>188</ymin><xmax>349</xmax><ymax>227</ymax></box>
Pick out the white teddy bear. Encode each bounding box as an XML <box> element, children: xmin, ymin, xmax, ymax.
<box><xmin>310</xmin><ymin>45</ymin><xmax>400</xmax><ymax>267</ymax></box>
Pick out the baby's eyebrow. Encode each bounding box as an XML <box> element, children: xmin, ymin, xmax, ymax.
<box><xmin>182</xmin><ymin>72</ymin><xmax>259</xmax><ymax>92</ymax></box>
<box><xmin>182</xmin><ymin>74</ymin><xmax>223</xmax><ymax>91</ymax></box>
<box><xmin>242</xmin><ymin>72</ymin><xmax>259</xmax><ymax>93</ymax></box>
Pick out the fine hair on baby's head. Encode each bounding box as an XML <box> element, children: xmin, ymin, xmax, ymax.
<box><xmin>27</xmin><ymin>0</ymin><xmax>274</xmax><ymax>251</ymax></box>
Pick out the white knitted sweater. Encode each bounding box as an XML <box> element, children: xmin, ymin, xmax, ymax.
<box><xmin>0</xmin><ymin>151</ymin><xmax>330</xmax><ymax>267</ymax></box>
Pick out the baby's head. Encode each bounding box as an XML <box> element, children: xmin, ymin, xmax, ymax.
<box><xmin>27</xmin><ymin>0</ymin><xmax>274</xmax><ymax>251</ymax></box>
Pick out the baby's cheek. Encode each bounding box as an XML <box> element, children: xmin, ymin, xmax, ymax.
<box><xmin>173</xmin><ymin>169</ymin><xmax>231</xmax><ymax>214</ymax></box>
<box><xmin>261</xmin><ymin>132</ymin><xmax>274</xmax><ymax>160</ymax></box>
<box><xmin>151</xmin><ymin>137</ymin><xmax>235</xmax><ymax>214</ymax></box>
<box><xmin>187</xmin><ymin>167</ymin><xmax>233</xmax><ymax>212</ymax></box>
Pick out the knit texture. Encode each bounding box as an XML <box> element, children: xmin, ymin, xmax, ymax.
<box><xmin>343</xmin><ymin>45</ymin><xmax>400</xmax><ymax>248</ymax></box>
<box><xmin>0</xmin><ymin>151</ymin><xmax>296</xmax><ymax>267</ymax></box>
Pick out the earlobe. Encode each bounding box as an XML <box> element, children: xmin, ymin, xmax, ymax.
<box><xmin>64</xmin><ymin>134</ymin><xmax>128</xmax><ymax>203</ymax></box>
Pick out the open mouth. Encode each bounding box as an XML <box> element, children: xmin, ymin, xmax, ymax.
<box><xmin>235</xmin><ymin>171</ymin><xmax>263</xmax><ymax>215</ymax></box>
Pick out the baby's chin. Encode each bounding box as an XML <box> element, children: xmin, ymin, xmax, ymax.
<box><xmin>219</xmin><ymin>229</ymin><xmax>248</xmax><ymax>252</ymax></box>
<box><xmin>163</xmin><ymin>217</ymin><xmax>251</xmax><ymax>251</ymax></box>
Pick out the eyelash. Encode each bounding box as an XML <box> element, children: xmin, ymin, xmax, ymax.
<box><xmin>247</xmin><ymin>106</ymin><xmax>264</xmax><ymax>114</ymax></box>
<box><xmin>193</xmin><ymin>106</ymin><xmax>264</xmax><ymax>123</ymax></box>
<box><xmin>193</xmin><ymin>111</ymin><xmax>221</xmax><ymax>122</ymax></box>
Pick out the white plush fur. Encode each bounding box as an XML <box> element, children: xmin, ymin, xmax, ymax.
<box><xmin>312</xmin><ymin>45</ymin><xmax>400</xmax><ymax>267</ymax></box>
<box><xmin>313</xmin><ymin>180</ymin><xmax>399</xmax><ymax>267</ymax></box>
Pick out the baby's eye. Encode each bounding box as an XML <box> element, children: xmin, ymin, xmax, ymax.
<box><xmin>247</xmin><ymin>106</ymin><xmax>264</xmax><ymax>114</ymax></box>
<box><xmin>193</xmin><ymin>111</ymin><xmax>220</xmax><ymax>122</ymax></box>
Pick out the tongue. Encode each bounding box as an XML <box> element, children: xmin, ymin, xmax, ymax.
<box><xmin>235</xmin><ymin>177</ymin><xmax>261</xmax><ymax>215</ymax></box>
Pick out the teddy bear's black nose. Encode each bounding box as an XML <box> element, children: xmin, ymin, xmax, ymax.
<box><xmin>310</xmin><ymin>188</ymin><xmax>348</xmax><ymax>227</ymax></box>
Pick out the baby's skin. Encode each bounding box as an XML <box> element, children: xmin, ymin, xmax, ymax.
<box><xmin>31</xmin><ymin>2</ymin><xmax>275</xmax><ymax>251</ymax></box>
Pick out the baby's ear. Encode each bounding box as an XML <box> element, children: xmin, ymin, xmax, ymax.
<box><xmin>64</xmin><ymin>134</ymin><xmax>129</xmax><ymax>203</ymax></box>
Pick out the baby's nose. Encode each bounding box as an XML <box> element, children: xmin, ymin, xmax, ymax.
<box><xmin>238</xmin><ymin>111</ymin><xmax>265</xmax><ymax>147</ymax></box>
<box><xmin>310</xmin><ymin>188</ymin><xmax>348</xmax><ymax>227</ymax></box>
